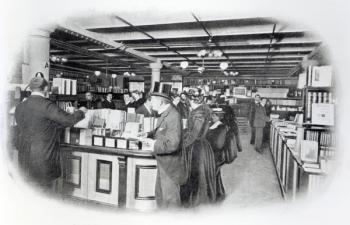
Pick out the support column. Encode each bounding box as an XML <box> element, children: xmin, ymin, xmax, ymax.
<box><xmin>149</xmin><ymin>62</ymin><xmax>162</xmax><ymax>91</ymax></box>
<box><xmin>22</xmin><ymin>29</ymin><xmax>51</xmax><ymax>85</ymax></box>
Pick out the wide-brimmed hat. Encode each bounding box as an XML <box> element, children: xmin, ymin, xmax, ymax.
<box><xmin>151</xmin><ymin>81</ymin><xmax>172</xmax><ymax>100</ymax></box>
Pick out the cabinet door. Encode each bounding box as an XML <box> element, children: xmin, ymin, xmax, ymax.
<box><xmin>126</xmin><ymin>157</ymin><xmax>157</xmax><ymax>211</ymax></box>
<box><xmin>61</xmin><ymin>151</ymin><xmax>88</xmax><ymax>199</ymax></box>
<box><xmin>87</xmin><ymin>153</ymin><xmax>119</xmax><ymax>205</ymax></box>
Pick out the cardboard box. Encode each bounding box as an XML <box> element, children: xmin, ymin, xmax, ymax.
<box><xmin>128</xmin><ymin>139</ymin><xmax>140</xmax><ymax>150</ymax></box>
<box><xmin>105</xmin><ymin>137</ymin><xmax>117</xmax><ymax>148</ymax></box>
<box><xmin>116</xmin><ymin>138</ymin><xmax>128</xmax><ymax>149</ymax></box>
<box><xmin>92</xmin><ymin>135</ymin><xmax>105</xmax><ymax>147</ymax></box>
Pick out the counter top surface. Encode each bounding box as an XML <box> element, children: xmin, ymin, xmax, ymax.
<box><xmin>60</xmin><ymin>143</ymin><xmax>155</xmax><ymax>158</ymax></box>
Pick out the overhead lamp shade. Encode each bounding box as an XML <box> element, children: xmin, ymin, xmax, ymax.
<box><xmin>213</xmin><ymin>50</ymin><xmax>223</xmax><ymax>57</ymax></box>
<box><xmin>198</xmin><ymin>66</ymin><xmax>205</xmax><ymax>73</ymax></box>
<box><xmin>94</xmin><ymin>71</ymin><xmax>101</xmax><ymax>76</ymax></box>
<box><xmin>111</xmin><ymin>74</ymin><xmax>117</xmax><ymax>78</ymax></box>
<box><xmin>197</xmin><ymin>49</ymin><xmax>207</xmax><ymax>57</ymax></box>
<box><xmin>124</xmin><ymin>72</ymin><xmax>130</xmax><ymax>76</ymax></box>
<box><xmin>220</xmin><ymin>62</ymin><xmax>229</xmax><ymax>70</ymax></box>
<box><xmin>180</xmin><ymin>61</ymin><xmax>189</xmax><ymax>69</ymax></box>
<box><xmin>61</xmin><ymin>58</ymin><xmax>68</xmax><ymax>63</ymax></box>
<box><xmin>131</xmin><ymin>73</ymin><xmax>136</xmax><ymax>76</ymax></box>
<box><xmin>50</xmin><ymin>56</ymin><xmax>57</xmax><ymax>62</ymax></box>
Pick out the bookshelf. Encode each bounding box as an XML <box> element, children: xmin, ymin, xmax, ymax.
<box><xmin>49</xmin><ymin>68</ymin><xmax>147</xmax><ymax>111</ymax></box>
<box><xmin>270</xmin><ymin>64</ymin><xmax>336</xmax><ymax>199</ymax></box>
<box><xmin>182</xmin><ymin>76</ymin><xmax>298</xmax><ymax>90</ymax></box>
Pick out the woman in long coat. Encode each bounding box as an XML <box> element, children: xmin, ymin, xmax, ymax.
<box><xmin>181</xmin><ymin>89</ymin><xmax>217</xmax><ymax>207</ymax></box>
<box><xmin>206</xmin><ymin>109</ymin><xmax>227</xmax><ymax>202</ymax></box>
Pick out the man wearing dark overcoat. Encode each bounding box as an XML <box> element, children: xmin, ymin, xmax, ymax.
<box><xmin>145</xmin><ymin>82</ymin><xmax>185</xmax><ymax>208</ymax></box>
<box><xmin>15</xmin><ymin>73</ymin><xmax>86</xmax><ymax>191</ymax></box>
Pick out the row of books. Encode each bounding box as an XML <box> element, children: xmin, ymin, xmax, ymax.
<box><xmin>272</xmin><ymin>106</ymin><xmax>303</xmax><ymax>112</ymax></box>
<box><xmin>305</xmin><ymin>130</ymin><xmax>335</xmax><ymax>146</ymax></box>
<box><xmin>306</xmin><ymin>65</ymin><xmax>332</xmax><ymax>87</ymax></box>
<box><xmin>73</xmin><ymin>109</ymin><xmax>158</xmax><ymax>134</ymax></box>
<box><xmin>320</xmin><ymin>146</ymin><xmax>335</xmax><ymax>158</ymax></box>
<box><xmin>52</xmin><ymin>78</ymin><xmax>77</xmax><ymax>95</ymax></box>
<box><xmin>307</xmin><ymin>91</ymin><xmax>333</xmax><ymax>104</ymax></box>
<box><xmin>270</xmin><ymin>99</ymin><xmax>302</xmax><ymax>106</ymax></box>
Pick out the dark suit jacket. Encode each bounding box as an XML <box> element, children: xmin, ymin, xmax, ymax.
<box><xmin>150</xmin><ymin>105</ymin><xmax>185</xmax><ymax>185</ymax></box>
<box><xmin>253</xmin><ymin>104</ymin><xmax>269</xmax><ymax>128</ymax></box>
<box><xmin>249</xmin><ymin>102</ymin><xmax>257</xmax><ymax>127</ymax></box>
<box><xmin>101</xmin><ymin>100</ymin><xmax>116</xmax><ymax>109</ymax></box>
<box><xmin>15</xmin><ymin>95</ymin><xmax>85</xmax><ymax>182</ymax></box>
<box><xmin>79</xmin><ymin>100</ymin><xmax>97</xmax><ymax>109</ymax></box>
<box><xmin>135</xmin><ymin>104</ymin><xmax>155</xmax><ymax>117</ymax></box>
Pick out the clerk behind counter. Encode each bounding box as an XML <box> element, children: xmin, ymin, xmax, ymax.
<box><xmin>78</xmin><ymin>91</ymin><xmax>99</xmax><ymax>109</ymax></box>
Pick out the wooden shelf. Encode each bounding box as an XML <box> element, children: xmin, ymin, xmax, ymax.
<box><xmin>49</xmin><ymin>95</ymin><xmax>79</xmax><ymax>101</ymax></box>
<box><xmin>268</xmin><ymin>97</ymin><xmax>302</xmax><ymax>100</ymax></box>
<box><xmin>271</xmin><ymin>104</ymin><xmax>302</xmax><ymax>107</ymax></box>
<box><xmin>304</xmin><ymin>86</ymin><xmax>333</xmax><ymax>91</ymax></box>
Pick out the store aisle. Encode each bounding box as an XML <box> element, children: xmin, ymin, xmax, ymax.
<box><xmin>220</xmin><ymin>127</ymin><xmax>282</xmax><ymax>207</ymax></box>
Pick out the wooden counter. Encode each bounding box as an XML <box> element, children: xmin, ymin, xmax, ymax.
<box><xmin>59</xmin><ymin>144</ymin><xmax>157</xmax><ymax>210</ymax></box>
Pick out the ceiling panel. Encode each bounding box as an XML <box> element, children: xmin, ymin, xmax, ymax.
<box><xmin>50</xmin><ymin>14</ymin><xmax>321</xmax><ymax>78</ymax></box>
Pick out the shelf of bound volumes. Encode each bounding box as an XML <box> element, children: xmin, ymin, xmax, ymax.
<box><xmin>57</xmin><ymin>108</ymin><xmax>161</xmax><ymax>210</ymax></box>
<box><xmin>270</xmin><ymin>120</ymin><xmax>335</xmax><ymax>200</ymax></box>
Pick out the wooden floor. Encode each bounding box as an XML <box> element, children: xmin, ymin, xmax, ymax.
<box><xmin>220</xmin><ymin>126</ymin><xmax>283</xmax><ymax>208</ymax></box>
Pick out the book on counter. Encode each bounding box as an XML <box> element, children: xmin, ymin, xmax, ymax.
<box><xmin>301</xmin><ymin>140</ymin><xmax>319</xmax><ymax>163</ymax></box>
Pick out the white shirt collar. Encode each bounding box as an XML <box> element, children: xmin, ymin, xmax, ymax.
<box><xmin>31</xmin><ymin>91</ymin><xmax>45</xmax><ymax>98</ymax></box>
<box><xmin>158</xmin><ymin>103</ymin><xmax>170</xmax><ymax>115</ymax></box>
<box><xmin>209</xmin><ymin>121</ymin><xmax>223</xmax><ymax>130</ymax></box>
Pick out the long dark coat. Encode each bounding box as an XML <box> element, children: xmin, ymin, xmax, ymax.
<box><xmin>206</xmin><ymin>123</ymin><xmax>227</xmax><ymax>201</ymax></box>
<box><xmin>182</xmin><ymin>104</ymin><xmax>217</xmax><ymax>206</ymax></box>
<box><xmin>151</xmin><ymin>105</ymin><xmax>185</xmax><ymax>184</ymax></box>
<box><xmin>149</xmin><ymin>104</ymin><xmax>185</xmax><ymax>207</ymax></box>
<box><xmin>15</xmin><ymin>95</ymin><xmax>85</xmax><ymax>184</ymax></box>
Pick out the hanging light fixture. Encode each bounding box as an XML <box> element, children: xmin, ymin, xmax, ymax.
<box><xmin>50</xmin><ymin>55</ymin><xmax>68</xmax><ymax>63</ymax></box>
<box><xmin>111</xmin><ymin>74</ymin><xmax>117</xmax><ymax>79</ymax></box>
<box><xmin>220</xmin><ymin>62</ymin><xmax>229</xmax><ymax>71</ymax></box>
<box><xmin>197</xmin><ymin>49</ymin><xmax>223</xmax><ymax>58</ymax></box>
<box><xmin>94</xmin><ymin>71</ymin><xmax>101</xmax><ymax>76</ymax></box>
<box><xmin>180</xmin><ymin>61</ymin><xmax>189</xmax><ymax>69</ymax></box>
<box><xmin>198</xmin><ymin>66</ymin><xmax>205</xmax><ymax>74</ymax></box>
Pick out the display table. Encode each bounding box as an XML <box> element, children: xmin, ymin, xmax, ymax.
<box><xmin>59</xmin><ymin>144</ymin><xmax>157</xmax><ymax>210</ymax></box>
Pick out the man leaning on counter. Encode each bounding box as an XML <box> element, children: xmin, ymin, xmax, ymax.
<box><xmin>15</xmin><ymin>72</ymin><xmax>87</xmax><ymax>192</ymax></box>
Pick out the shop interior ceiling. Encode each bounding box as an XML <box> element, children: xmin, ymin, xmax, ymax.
<box><xmin>49</xmin><ymin>12</ymin><xmax>322</xmax><ymax>80</ymax></box>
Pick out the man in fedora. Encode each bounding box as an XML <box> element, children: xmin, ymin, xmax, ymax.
<box><xmin>15</xmin><ymin>72</ymin><xmax>87</xmax><ymax>192</ymax></box>
<box><xmin>144</xmin><ymin>82</ymin><xmax>185</xmax><ymax>208</ymax></box>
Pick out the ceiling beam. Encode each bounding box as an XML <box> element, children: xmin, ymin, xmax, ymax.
<box><xmin>57</xmin><ymin>22</ymin><xmax>189</xmax><ymax>76</ymax></box>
